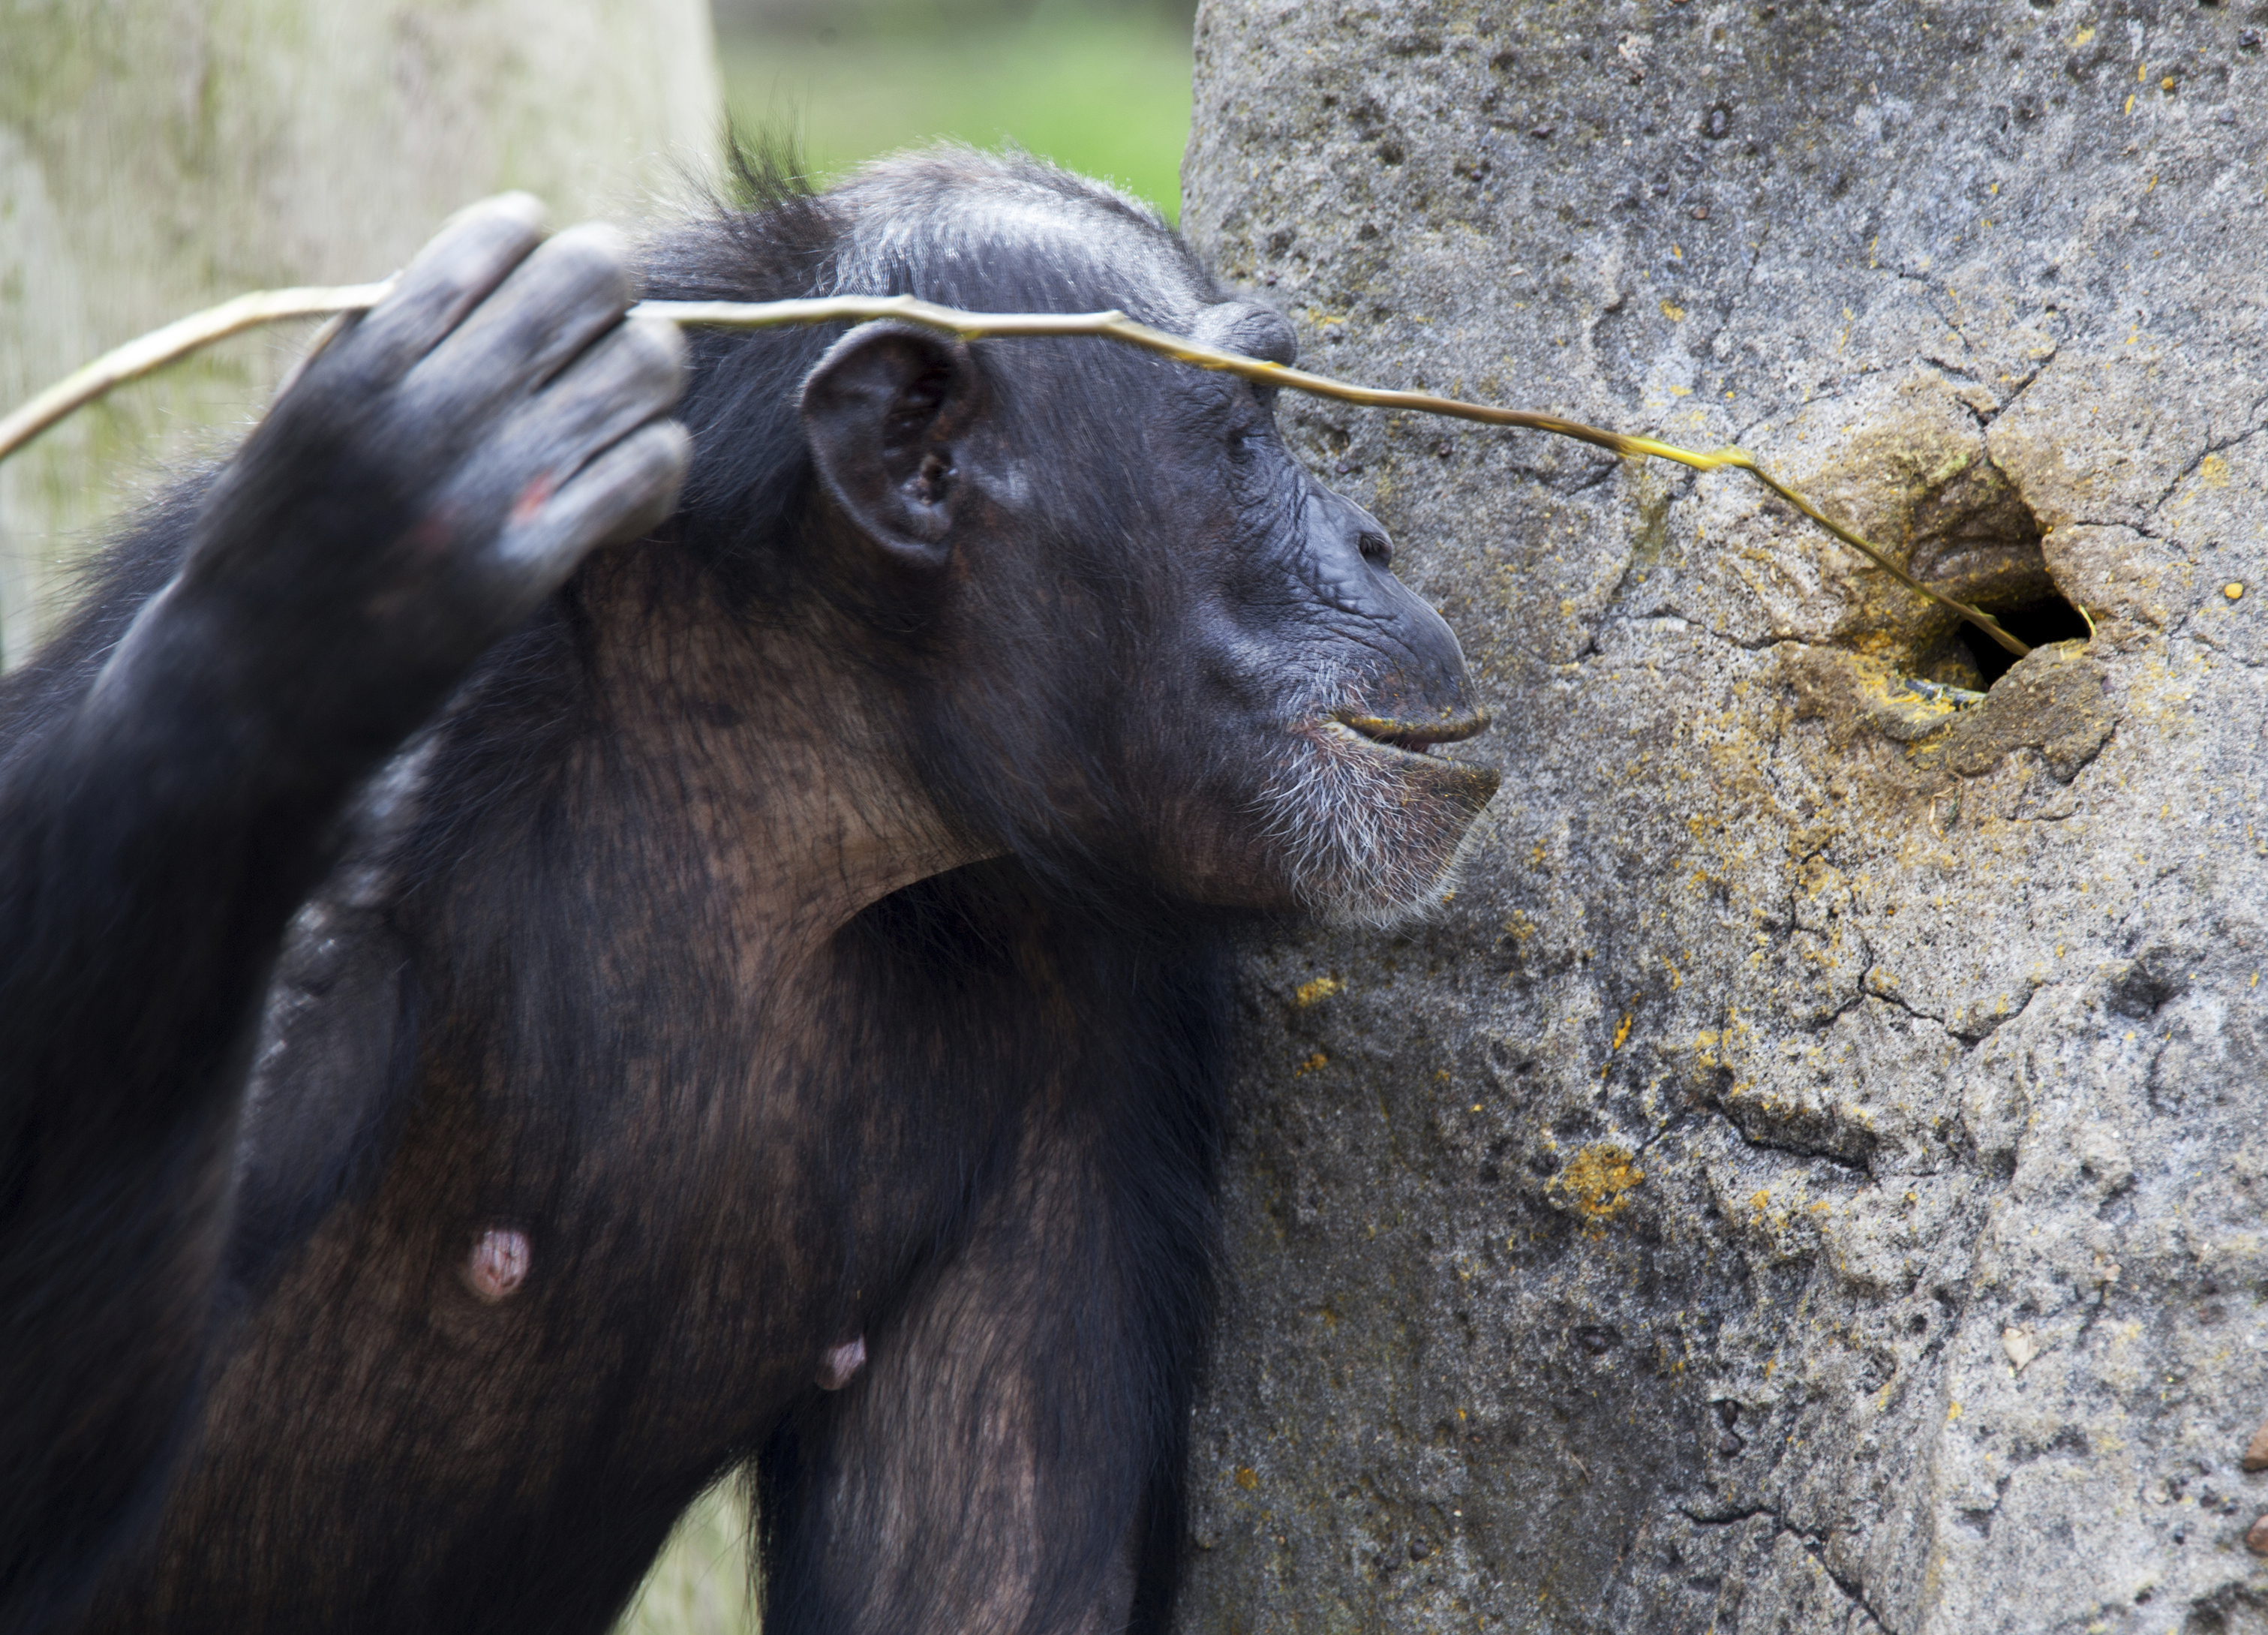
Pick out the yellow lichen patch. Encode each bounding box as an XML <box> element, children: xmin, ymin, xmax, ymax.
<box><xmin>1292</xmin><ymin>974</ymin><xmax>1343</xmax><ymax>1008</ymax></box>
<box><xmin>1549</xmin><ymin>1144</ymin><xmax>1646</xmax><ymax>1219</ymax></box>
<box><xmin>2225</xmin><ymin>582</ymin><xmax>2245</xmax><ymax>602</ymax></box>
<box><xmin>2202</xmin><ymin>452</ymin><xmax>2231</xmax><ymax>487</ymax></box>
<box><xmin>1293</xmin><ymin>1051</ymin><xmax>1329</xmax><ymax>1077</ymax></box>
<box><xmin>1660</xmin><ymin>299</ymin><xmax>1687</xmax><ymax>322</ymax></box>
<box><xmin>1610</xmin><ymin>1012</ymin><xmax>1633</xmax><ymax>1052</ymax></box>
<box><xmin>1233</xmin><ymin>1466</ymin><xmax>1259</xmax><ymax>1490</ymax></box>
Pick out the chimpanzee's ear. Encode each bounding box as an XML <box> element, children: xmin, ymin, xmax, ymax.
<box><xmin>801</xmin><ymin>322</ymin><xmax>984</xmax><ymax>570</ymax></box>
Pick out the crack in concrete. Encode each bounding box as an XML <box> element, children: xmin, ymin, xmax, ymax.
<box><xmin>1675</xmin><ymin>1502</ymin><xmax>1896</xmax><ymax>1632</ymax></box>
<box><xmin>1800</xmin><ymin>986</ymin><xmax>1868</xmax><ymax>1034</ymax></box>
<box><xmin>1861</xmin><ymin>980</ymin><xmax>1949</xmax><ymax>1031</ymax></box>
<box><xmin>2071</xmin><ymin>514</ymin><xmax>2165</xmax><ymax>542</ymax></box>
<box><xmin>1631</xmin><ymin>615</ymin><xmax>1807</xmax><ymax>655</ymax></box>
<box><xmin>1920</xmin><ymin>355</ymin><xmax>1995</xmax><ymax>431</ymax></box>
<box><xmin>1695</xmin><ymin>1078</ymin><xmax>1875</xmax><ymax>1177</ymax></box>
<box><xmin>1945</xmin><ymin>977</ymin><xmax>2040</xmax><ymax>1045</ymax></box>
<box><xmin>1565</xmin><ymin>455</ymin><xmax>1624</xmax><ymax>497</ymax></box>
<box><xmin>2184</xmin><ymin>627</ymin><xmax>2266</xmax><ymax>670</ymax></box>
<box><xmin>1982</xmin><ymin>345</ymin><xmax>2057</xmax><ymax>422</ymax></box>
<box><xmin>2152</xmin><ymin>418</ymin><xmax>2268</xmax><ymax>511</ymax></box>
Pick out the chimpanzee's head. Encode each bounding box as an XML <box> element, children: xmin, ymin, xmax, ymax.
<box><xmin>664</xmin><ymin>148</ymin><xmax>1497</xmax><ymax>925</ymax></box>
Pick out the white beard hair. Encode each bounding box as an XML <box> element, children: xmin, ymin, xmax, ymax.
<box><xmin>1251</xmin><ymin>670</ymin><xmax>1496</xmax><ymax>929</ymax></box>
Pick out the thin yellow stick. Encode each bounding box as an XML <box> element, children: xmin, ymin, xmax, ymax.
<box><xmin>0</xmin><ymin>284</ymin><xmax>395</xmax><ymax>467</ymax></box>
<box><xmin>0</xmin><ymin>287</ymin><xmax>2030</xmax><ymax>659</ymax></box>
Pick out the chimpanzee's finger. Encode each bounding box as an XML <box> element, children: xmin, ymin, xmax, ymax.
<box><xmin>396</xmin><ymin>224</ymin><xmax>639</xmax><ymax>436</ymax></box>
<box><xmin>507</xmin><ymin>313</ymin><xmax>688</xmax><ymax>472</ymax></box>
<box><xmin>488</xmin><ymin>420</ymin><xmax>692</xmax><ymax>597</ymax></box>
<box><xmin>323</xmin><ymin>194</ymin><xmax>549</xmax><ymax>389</ymax></box>
<box><xmin>426</xmin><ymin>311</ymin><xmax>683</xmax><ymax>529</ymax></box>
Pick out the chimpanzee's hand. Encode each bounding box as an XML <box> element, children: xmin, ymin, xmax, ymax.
<box><xmin>141</xmin><ymin>194</ymin><xmax>689</xmax><ymax>766</ymax></box>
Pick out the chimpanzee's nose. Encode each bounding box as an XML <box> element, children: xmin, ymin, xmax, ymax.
<box><xmin>1314</xmin><ymin>487</ymin><xmax>1488</xmax><ymax>737</ymax></box>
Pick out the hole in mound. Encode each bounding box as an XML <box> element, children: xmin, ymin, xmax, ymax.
<box><xmin>1957</xmin><ymin>592</ymin><xmax>2092</xmax><ymax>687</ymax></box>
<box><xmin>1889</xmin><ymin>452</ymin><xmax>2091</xmax><ymax>693</ymax></box>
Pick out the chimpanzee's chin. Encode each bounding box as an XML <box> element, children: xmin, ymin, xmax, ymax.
<box><xmin>1248</xmin><ymin>724</ymin><xmax>1500</xmax><ymax>926</ymax></box>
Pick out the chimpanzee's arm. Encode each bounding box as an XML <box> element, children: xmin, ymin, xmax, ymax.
<box><xmin>755</xmin><ymin>1106</ymin><xmax>1215</xmax><ymax>1635</ymax></box>
<box><xmin>0</xmin><ymin>197</ymin><xmax>688</xmax><ymax>1630</ymax></box>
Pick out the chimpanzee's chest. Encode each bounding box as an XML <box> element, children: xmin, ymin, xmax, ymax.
<box><xmin>420</xmin><ymin>1038</ymin><xmax>1011</xmax><ymax>1433</ymax></box>
<box><xmin>137</xmin><ymin>981</ymin><xmax>1016</xmax><ymax>1635</ymax></box>
<box><xmin>112</xmin><ymin>860</ymin><xmax>1197</xmax><ymax>1632</ymax></box>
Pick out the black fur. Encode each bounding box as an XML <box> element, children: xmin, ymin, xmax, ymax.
<box><xmin>2</xmin><ymin>146</ymin><xmax>1493</xmax><ymax>1633</ymax></box>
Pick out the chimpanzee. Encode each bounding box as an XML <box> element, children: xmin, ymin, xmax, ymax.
<box><xmin>1</xmin><ymin>147</ymin><xmax>1497</xmax><ymax>1634</ymax></box>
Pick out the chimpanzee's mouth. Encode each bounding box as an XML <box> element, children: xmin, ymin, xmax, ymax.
<box><xmin>1332</xmin><ymin>711</ymin><xmax>1491</xmax><ymax>757</ymax></box>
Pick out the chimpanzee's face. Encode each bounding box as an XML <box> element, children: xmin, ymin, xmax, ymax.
<box><xmin>1085</xmin><ymin>296</ymin><xmax>1499</xmax><ymax>921</ymax></box>
<box><xmin>799</xmin><ymin>245</ymin><xmax>1497</xmax><ymax>924</ymax></box>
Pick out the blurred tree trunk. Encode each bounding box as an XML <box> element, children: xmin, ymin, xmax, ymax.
<box><xmin>0</xmin><ymin>0</ymin><xmax>721</xmax><ymax>666</ymax></box>
<box><xmin>1179</xmin><ymin>2</ymin><xmax>2268</xmax><ymax>1630</ymax></box>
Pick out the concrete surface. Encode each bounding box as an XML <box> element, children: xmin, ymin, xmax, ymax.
<box><xmin>1178</xmin><ymin>2</ymin><xmax>2268</xmax><ymax>1628</ymax></box>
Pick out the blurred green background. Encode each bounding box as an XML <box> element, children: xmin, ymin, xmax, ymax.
<box><xmin>714</xmin><ymin>0</ymin><xmax>1197</xmax><ymax>219</ymax></box>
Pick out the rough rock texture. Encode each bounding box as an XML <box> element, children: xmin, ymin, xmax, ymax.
<box><xmin>1178</xmin><ymin>2</ymin><xmax>2268</xmax><ymax>1630</ymax></box>
<box><xmin>0</xmin><ymin>0</ymin><xmax>719</xmax><ymax>663</ymax></box>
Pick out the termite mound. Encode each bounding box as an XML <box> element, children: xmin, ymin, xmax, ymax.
<box><xmin>1789</xmin><ymin>371</ymin><xmax>2087</xmax><ymax>691</ymax></box>
<box><xmin>1773</xmin><ymin>371</ymin><xmax>2110</xmax><ymax>785</ymax></box>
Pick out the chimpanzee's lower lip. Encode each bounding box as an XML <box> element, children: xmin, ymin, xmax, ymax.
<box><xmin>1334</xmin><ymin>711</ymin><xmax>1491</xmax><ymax>753</ymax></box>
<box><xmin>1317</xmin><ymin>721</ymin><xmax>1500</xmax><ymax>805</ymax></box>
